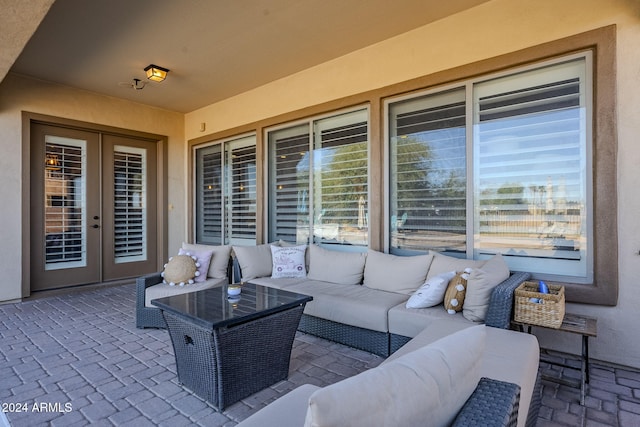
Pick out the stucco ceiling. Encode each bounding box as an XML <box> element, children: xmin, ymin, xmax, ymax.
<box><xmin>8</xmin><ymin>0</ymin><xmax>490</xmax><ymax>113</ymax></box>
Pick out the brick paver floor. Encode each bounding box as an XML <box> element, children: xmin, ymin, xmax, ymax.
<box><xmin>0</xmin><ymin>283</ymin><xmax>638</xmax><ymax>426</ymax></box>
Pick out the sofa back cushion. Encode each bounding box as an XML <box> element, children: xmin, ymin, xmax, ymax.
<box><xmin>363</xmin><ymin>250</ymin><xmax>433</xmax><ymax>295</ymax></box>
<box><xmin>181</xmin><ymin>243</ymin><xmax>232</xmax><ymax>279</ymax></box>
<box><xmin>427</xmin><ymin>252</ymin><xmax>486</xmax><ymax>279</ymax></box>
<box><xmin>463</xmin><ymin>254</ymin><xmax>510</xmax><ymax>322</ymax></box>
<box><xmin>233</xmin><ymin>244</ymin><xmax>273</xmax><ymax>280</ymax></box>
<box><xmin>307</xmin><ymin>245</ymin><xmax>367</xmax><ymax>286</ymax></box>
<box><xmin>304</xmin><ymin>325</ymin><xmax>486</xmax><ymax>427</ymax></box>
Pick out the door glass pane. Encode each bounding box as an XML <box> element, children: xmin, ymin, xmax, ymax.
<box><xmin>113</xmin><ymin>145</ymin><xmax>147</xmax><ymax>263</ymax></box>
<box><xmin>44</xmin><ymin>136</ymin><xmax>86</xmax><ymax>270</ymax></box>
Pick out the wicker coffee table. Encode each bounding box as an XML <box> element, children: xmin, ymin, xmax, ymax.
<box><xmin>151</xmin><ymin>283</ymin><xmax>312</xmax><ymax>410</ymax></box>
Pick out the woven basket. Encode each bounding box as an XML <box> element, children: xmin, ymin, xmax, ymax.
<box><xmin>514</xmin><ymin>281</ymin><xmax>565</xmax><ymax>328</ymax></box>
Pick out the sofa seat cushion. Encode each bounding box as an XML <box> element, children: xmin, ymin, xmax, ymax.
<box><xmin>248</xmin><ymin>276</ymin><xmax>308</xmax><ymax>290</ymax></box>
<box><xmin>289</xmin><ymin>280</ymin><xmax>407</xmax><ymax>333</ymax></box>
<box><xmin>387</xmin><ymin>302</ymin><xmax>474</xmax><ymax>337</ymax></box>
<box><xmin>304</xmin><ymin>325</ymin><xmax>486</xmax><ymax>427</ymax></box>
<box><xmin>144</xmin><ymin>277</ymin><xmax>227</xmax><ymax>307</ymax></box>
<box><xmin>387</xmin><ymin>320</ymin><xmax>539</xmax><ymax>427</ymax></box>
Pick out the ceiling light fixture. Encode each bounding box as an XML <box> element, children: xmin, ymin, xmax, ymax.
<box><xmin>144</xmin><ymin>64</ymin><xmax>169</xmax><ymax>82</ymax></box>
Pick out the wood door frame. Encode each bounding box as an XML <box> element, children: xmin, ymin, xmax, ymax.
<box><xmin>21</xmin><ymin>112</ymin><xmax>168</xmax><ymax>297</ymax></box>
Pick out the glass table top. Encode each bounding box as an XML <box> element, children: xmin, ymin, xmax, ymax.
<box><xmin>151</xmin><ymin>282</ymin><xmax>313</xmax><ymax>330</ymax></box>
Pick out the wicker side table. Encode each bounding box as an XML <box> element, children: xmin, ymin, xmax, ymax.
<box><xmin>152</xmin><ymin>283</ymin><xmax>312</xmax><ymax>410</ymax></box>
<box><xmin>513</xmin><ymin>312</ymin><xmax>597</xmax><ymax>405</ymax></box>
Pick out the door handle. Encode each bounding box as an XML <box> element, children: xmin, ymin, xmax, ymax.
<box><xmin>91</xmin><ymin>224</ymin><xmax>100</xmax><ymax>229</ymax></box>
<box><xmin>93</xmin><ymin>215</ymin><xmax>100</xmax><ymax>220</ymax></box>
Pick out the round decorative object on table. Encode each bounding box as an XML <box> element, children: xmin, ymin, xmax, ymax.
<box><xmin>227</xmin><ymin>285</ymin><xmax>242</xmax><ymax>296</ymax></box>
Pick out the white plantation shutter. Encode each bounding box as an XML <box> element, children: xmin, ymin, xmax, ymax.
<box><xmin>268</xmin><ymin>124</ymin><xmax>310</xmax><ymax>243</ymax></box>
<box><xmin>473</xmin><ymin>58</ymin><xmax>588</xmax><ymax>276</ymax></box>
<box><xmin>225</xmin><ymin>138</ymin><xmax>257</xmax><ymax>245</ymax></box>
<box><xmin>44</xmin><ymin>137</ymin><xmax>86</xmax><ymax>269</ymax></box>
<box><xmin>268</xmin><ymin>108</ymin><xmax>369</xmax><ymax>248</ymax></box>
<box><xmin>113</xmin><ymin>146</ymin><xmax>147</xmax><ymax>263</ymax></box>
<box><xmin>195</xmin><ymin>145</ymin><xmax>223</xmax><ymax>244</ymax></box>
<box><xmin>389</xmin><ymin>89</ymin><xmax>467</xmax><ymax>253</ymax></box>
<box><xmin>195</xmin><ymin>136</ymin><xmax>256</xmax><ymax>246</ymax></box>
<box><xmin>313</xmin><ymin>110</ymin><xmax>368</xmax><ymax>247</ymax></box>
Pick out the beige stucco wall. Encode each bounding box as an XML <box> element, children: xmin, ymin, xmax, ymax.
<box><xmin>0</xmin><ymin>73</ymin><xmax>185</xmax><ymax>302</ymax></box>
<box><xmin>186</xmin><ymin>0</ymin><xmax>640</xmax><ymax>369</ymax></box>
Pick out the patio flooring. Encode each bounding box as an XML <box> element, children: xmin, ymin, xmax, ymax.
<box><xmin>0</xmin><ymin>283</ymin><xmax>638</xmax><ymax>427</ymax></box>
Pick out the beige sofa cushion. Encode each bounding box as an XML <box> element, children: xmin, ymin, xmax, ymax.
<box><xmin>363</xmin><ymin>250</ymin><xmax>433</xmax><ymax>294</ymax></box>
<box><xmin>233</xmin><ymin>244</ymin><xmax>273</xmax><ymax>280</ymax></box>
<box><xmin>248</xmin><ymin>276</ymin><xmax>308</xmax><ymax>290</ymax></box>
<box><xmin>463</xmin><ymin>254</ymin><xmax>510</xmax><ymax>322</ymax></box>
<box><xmin>304</xmin><ymin>325</ymin><xmax>486</xmax><ymax>427</ymax></box>
<box><xmin>289</xmin><ymin>280</ymin><xmax>407</xmax><ymax>333</ymax></box>
<box><xmin>387</xmin><ymin>302</ymin><xmax>474</xmax><ymax>337</ymax></box>
<box><xmin>387</xmin><ymin>320</ymin><xmax>539</xmax><ymax>427</ymax></box>
<box><xmin>427</xmin><ymin>252</ymin><xmax>486</xmax><ymax>279</ymax></box>
<box><xmin>181</xmin><ymin>242</ymin><xmax>232</xmax><ymax>279</ymax></box>
<box><xmin>307</xmin><ymin>245</ymin><xmax>366</xmax><ymax>286</ymax></box>
<box><xmin>145</xmin><ymin>277</ymin><xmax>227</xmax><ymax>307</ymax></box>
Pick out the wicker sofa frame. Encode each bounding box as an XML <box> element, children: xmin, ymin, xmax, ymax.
<box><xmin>234</xmin><ymin>258</ymin><xmax>530</xmax><ymax>357</ymax></box>
<box><xmin>136</xmin><ymin>259</ymin><xmax>233</xmax><ymax>329</ymax></box>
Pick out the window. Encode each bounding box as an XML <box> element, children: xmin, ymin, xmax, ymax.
<box><xmin>268</xmin><ymin>108</ymin><xmax>369</xmax><ymax>248</ymax></box>
<box><xmin>388</xmin><ymin>54</ymin><xmax>592</xmax><ymax>282</ymax></box>
<box><xmin>194</xmin><ymin>135</ymin><xmax>257</xmax><ymax>245</ymax></box>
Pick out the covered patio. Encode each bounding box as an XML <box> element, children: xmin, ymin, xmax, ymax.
<box><xmin>1</xmin><ymin>283</ymin><xmax>638</xmax><ymax>426</ymax></box>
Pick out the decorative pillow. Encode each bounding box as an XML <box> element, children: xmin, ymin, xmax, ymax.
<box><xmin>178</xmin><ymin>248</ymin><xmax>213</xmax><ymax>283</ymax></box>
<box><xmin>307</xmin><ymin>245</ymin><xmax>367</xmax><ymax>286</ymax></box>
<box><xmin>233</xmin><ymin>244</ymin><xmax>274</xmax><ymax>280</ymax></box>
<box><xmin>305</xmin><ymin>325</ymin><xmax>486</xmax><ymax>427</ymax></box>
<box><xmin>463</xmin><ymin>254</ymin><xmax>510</xmax><ymax>322</ymax></box>
<box><xmin>182</xmin><ymin>243</ymin><xmax>232</xmax><ymax>279</ymax></box>
<box><xmin>161</xmin><ymin>254</ymin><xmax>197</xmax><ymax>286</ymax></box>
<box><xmin>405</xmin><ymin>270</ymin><xmax>457</xmax><ymax>309</ymax></box>
<box><xmin>426</xmin><ymin>252</ymin><xmax>486</xmax><ymax>280</ymax></box>
<box><xmin>271</xmin><ymin>245</ymin><xmax>307</xmax><ymax>278</ymax></box>
<box><xmin>444</xmin><ymin>268</ymin><xmax>472</xmax><ymax>314</ymax></box>
<box><xmin>363</xmin><ymin>250</ymin><xmax>433</xmax><ymax>295</ymax></box>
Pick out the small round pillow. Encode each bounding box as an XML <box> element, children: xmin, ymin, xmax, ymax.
<box><xmin>161</xmin><ymin>254</ymin><xmax>198</xmax><ymax>286</ymax></box>
<box><xmin>444</xmin><ymin>268</ymin><xmax>472</xmax><ymax>314</ymax></box>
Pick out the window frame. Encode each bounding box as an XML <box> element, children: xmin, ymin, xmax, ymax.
<box><xmin>188</xmin><ymin>26</ymin><xmax>617</xmax><ymax>305</ymax></box>
<box><xmin>264</xmin><ymin>106</ymin><xmax>371</xmax><ymax>251</ymax></box>
<box><xmin>192</xmin><ymin>133</ymin><xmax>257</xmax><ymax>246</ymax></box>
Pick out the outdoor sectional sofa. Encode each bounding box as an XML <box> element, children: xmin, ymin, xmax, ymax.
<box><xmin>136</xmin><ymin>242</ymin><xmax>541</xmax><ymax>426</ymax></box>
<box><xmin>231</xmin><ymin>243</ymin><xmax>541</xmax><ymax>426</ymax></box>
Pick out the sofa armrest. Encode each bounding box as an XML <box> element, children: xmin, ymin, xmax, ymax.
<box><xmin>484</xmin><ymin>271</ymin><xmax>530</xmax><ymax>329</ymax></box>
<box><xmin>452</xmin><ymin>377</ymin><xmax>520</xmax><ymax>427</ymax></box>
<box><xmin>136</xmin><ymin>272</ymin><xmax>163</xmax><ymax>306</ymax></box>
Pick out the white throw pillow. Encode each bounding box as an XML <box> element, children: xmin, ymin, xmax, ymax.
<box><xmin>363</xmin><ymin>250</ymin><xmax>433</xmax><ymax>295</ymax></box>
<box><xmin>463</xmin><ymin>254</ymin><xmax>511</xmax><ymax>322</ymax></box>
<box><xmin>271</xmin><ymin>245</ymin><xmax>307</xmax><ymax>278</ymax></box>
<box><xmin>405</xmin><ymin>270</ymin><xmax>457</xmax><ymax>309</ymax></box>
<box><xmin>307</xmin><ymin>245</ymin><xmax>367</xmax><ymax>286</ymax></box>
<box><xmin>304</xmin><ymin>325</ymin><xmax>486</xmax><ymax>427</ymax></box>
